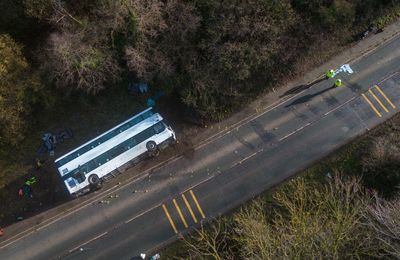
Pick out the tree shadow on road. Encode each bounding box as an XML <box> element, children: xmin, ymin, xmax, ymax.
<box><xmin>280</xmin><ymin>77</ymin><xmax>326</xmax><ymax>98</ymax></box>
<box><xmin>285</xmin><ymin>86</ymin><xmax>335</xmax><ymax>107</ymax></box>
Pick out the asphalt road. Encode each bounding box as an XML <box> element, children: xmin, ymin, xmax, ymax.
<box><xmin>1</xmin><ymin>33</ymin><xmax>399</xmax><ymax>259</ymax></box>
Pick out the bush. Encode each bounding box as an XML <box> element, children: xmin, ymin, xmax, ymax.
<box><xmin>0</xmin><ymin>34</ymin><xmax>42</xmax><ymax>147</ymax></box>
<box><xmin>362</xmin><ymin>135</ymin><xmax>400</xmax><ymax>198</ymax></box>
<box><xmin>41</xmin><ymin>31</ymin><xmax>121</xmax><ymax>94</ymax></box>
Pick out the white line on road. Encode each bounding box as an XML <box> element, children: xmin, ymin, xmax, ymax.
<box><xmin>279</xmin><ymin>96</ymin><xmax>358</xmax><ymax>142</ymax></box>
<box><xmin>124</xmin><ymin>204</ymin><xmax>161</xmax><ymax>224</ymax></box>
<box><xmin>235</xmin><ymin>151</ymin><xmax>262</xmax><ymax>166</ymax></box>
<box><xmin>68</xmin><ymin>231</ymin><xmax>108</xmax><ymax>253</ymax></box>
<box><xmin>279</xmin><ymin>122</ymin><xmax>312</xmax><ymax>141</ymax></box>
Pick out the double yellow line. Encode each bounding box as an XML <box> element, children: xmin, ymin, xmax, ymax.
<box><xmin>162</xmin><ymin>190</ymin><xmax>206</xmax><ymax>234</ymax></box>
<box><xmin>362</xmin><ymin>85</ymin><xmax>395</xmax><ymax>117</ymax></box>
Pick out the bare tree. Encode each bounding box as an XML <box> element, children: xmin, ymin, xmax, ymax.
<box><xmin>361</xmin><ymin>134</ymin><xmax>400</xmax><ymax>197</ymax></box>
<box><xmin>179</xmin><ymin>175</ymin><xmax>376</xmax><ymax>259</ymax></box>
<box><xmin>42</xmin><ymin>31</ymin><xmax>121</xmax><ymax>94</ymax></box>
<box><xmin>232</xmin><ymin>175</ymin><xmax>374</xmax><ymax>259</ymax></box>
<box><xmin>181</xmin><ymin>220</ymin><xmax>233</xmax><ymax>260</ymax></box>
<box><xmin>24</xmin><ymin>0</ymin><xmax>83</xmax><ymax>27</ymax></box>
<box><xmin>364</xmin><ymin>197</ymin><xmax>400</xmax><ymax>258</ymax></box>
<box><xmin>233</xmin><ymin>199</ymin><xmax>276</xmax><ymax>260</ymax></box>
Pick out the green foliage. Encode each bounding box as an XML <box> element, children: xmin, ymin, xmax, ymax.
<box><xmin>0</xmin><ymin>0</ymin><xmax>27</xmax><ymax>35</ymax></box>
<box><xmin>9</xmin><ymin>0</ymin><xmax>400</xmax><ymax>120</ymax></box>
<box><xmin>0</xmin><ymin>0</ymin><xmax>398</xmax><ymax>188</ymax></box>
<box><xmin>23</xmin><ymin>0</ymin><xmax>53</xmax><ymax>20</ymax></box>
<box><xmin>174</xmin><ymin>0</ymin><xmax>298</xmax><ymax>119</ymax></box>
<box><xmin>291</xmin><ymin>0</ymin><xmax>356</xmax><ymax>32</ymax></box>
<box><xmin>355</xmin><ymin>0</ymin><xmax>400</xmax><ymax>26</ymax></box>
<box><xmin>0</xmin><ymin>34</ymin><xmax>42</xmax><ymax>146</ymax></box>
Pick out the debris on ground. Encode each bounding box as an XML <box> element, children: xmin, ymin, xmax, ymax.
<box><xmin>128</xmin><ymin>82</ymin><xmax>149</xmax><ymax>95</ymax></box>
<box><xmin>146</xmin><ymin>91</ymin><xmax>165</xmax><ymax>108</ymax></box>
<box><xmin>35</xmin><ymin>158</ymin><xmax>45</xmax><ymax>170</ymax></box>
<box><xmin>150</xmin><ymin>253</ymin><xmax>160</xmax><ymax>260</ymax></box>
<box><xmin>38</xmin><ymin>128</ymin><xmax>73</xmax><ymax>156</ymax></box>
<box><xmin>357</xmin><ymin>23</ymin><xmax>383</xmax><ymax>40</ymax></box>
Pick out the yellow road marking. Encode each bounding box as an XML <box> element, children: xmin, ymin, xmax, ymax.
<box><xmin>362</xmin><ymin>94</ymin><xmax>382</xmax><ymax>117</ymax></box>
<box><xmin>189</xmin><ymin>190</ymin><xmax>206</xmax><ymax>219</ymax></box>
<box><xmin>374</xmin><ymin>85</ymin><xmax>396</xmax><ymax>108</ymax></box>
<box><xmin>173</xmin><ymin>199</ymin><xmax>188</xmax><ymax>228</ymax></box>
<box><xmin>369</xmin><ymin>89</ymin><xmax>388</xmax><ymax>112</ymax></box>
<box><xmin>162</xmin><ymin>204</ymin><xmax>178</xmax><ymax>234</ymax></box>
<box><xmin>182</xmin><ymin>194</ymin><xmax>198</xmax><ymax>223</ymax></box>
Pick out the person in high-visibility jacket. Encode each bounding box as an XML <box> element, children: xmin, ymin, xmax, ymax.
<box><xmin>25</xmin><ymin>176</ymin><xmax>36</xmax><ymax>186</ymax></box>
<box><xmin>325</xmin><ymin>69</ymin><xmax>335</xmax><ymax>79</ymax></box>
<box><xmin>335</xmin><ymin>79</ymin><xmax>343</xmax><ymax>87</ymax></box>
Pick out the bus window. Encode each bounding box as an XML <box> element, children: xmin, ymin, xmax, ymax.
<box><xmin>153</xmin><ymin>122</ymin><xmax>166</xmax><ymax>134</ymax></box>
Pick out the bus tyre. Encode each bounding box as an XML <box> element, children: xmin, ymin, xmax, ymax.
<box><xmin>146</xmin><ymin>141</ymin><xmax>157</xmax><ymax>152</ymax></box>
<box><xmin>88</xmin><ymin>174</ymin><xmax>101</xmax><ymax>189</ymax></box>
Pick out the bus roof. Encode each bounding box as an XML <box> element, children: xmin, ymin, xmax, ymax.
<box><xmin>55</xmin><ymin>107</ymin><xmax>154</xmax><ymax>167</ymax></box>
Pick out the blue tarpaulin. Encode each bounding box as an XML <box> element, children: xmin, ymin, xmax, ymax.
<box><xmin>129</xmin><ymin>82</ymin><xmax>149</xmax><ymax>94</ymax></box>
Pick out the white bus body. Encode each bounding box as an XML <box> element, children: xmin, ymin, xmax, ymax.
<box><xmin>55</xmin><ymin>108</ymin><xmax>176</xmax><ymax>195</ymax></box>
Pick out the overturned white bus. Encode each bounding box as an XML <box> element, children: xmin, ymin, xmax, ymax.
<box><xmin>55</xmin><ymin>107</ymin><xmax>176</xmax><ymax>196</ymax></box>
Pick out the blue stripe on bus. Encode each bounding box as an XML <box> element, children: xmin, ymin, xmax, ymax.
<box><xmin>62</xmin><ymin>122</ymin><xmax>166</xmax><ymax>183</ymax></box>
<box><xmin>55</xmin><ymin>110</ymin><xmax>153</xmax><ymax>168</ymax></box>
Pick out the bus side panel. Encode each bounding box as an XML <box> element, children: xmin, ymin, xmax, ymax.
<box><xmin>65</xmin><ymin>128</ymin><xmax>174</xmax><ymax>195</ymax></box>
<box><xmin>59</xmin><ymin>114</ymin><xmax>162</xmax><ymax>176</ymax></box>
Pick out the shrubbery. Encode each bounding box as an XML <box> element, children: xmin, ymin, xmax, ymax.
<box><xmin>0</xmin><ymin>0</ymin><xmax>398</xmax><ymax>145</ymax></box>
<box><xmin>0</xmin><ymin>34</ymin><xmax>43</xmax><ymax>147</ymax></box>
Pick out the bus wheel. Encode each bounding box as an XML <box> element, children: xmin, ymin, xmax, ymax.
<box><xmin>146</xmin><ymin>141</ymin><xmax>157</xmax><ymax>151</ymax></box>
<box><xmin>88</xmin><ymin>174</ymin><xmax>101</xmax><ymax>190</ymax></box>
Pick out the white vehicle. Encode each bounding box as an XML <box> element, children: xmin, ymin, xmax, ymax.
<box><xmin>55</xmin><ymin>107</ymin><xmax>176</xmax><ymax>196</ymax></box>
